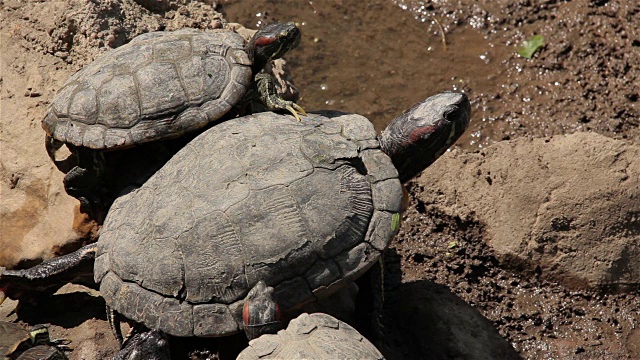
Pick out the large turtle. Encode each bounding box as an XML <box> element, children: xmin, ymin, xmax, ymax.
<box><xmin>0</xmin><ymin>92</ymin><xmax>470</xmax><ymax>356</ymax></box>
<box><xmin>0</xmin><ymin>322</ymin><xmax>68</xmax><ymax>360</ymax></box>
<box><xmin>42</xmin><ymin>22</ymin><xmax>305</xmax><ymax>216</ymax></box>
<box><xmin>237</xmin><ymin>313</ymin><xmax>385</xmax><ymax>360</ymax></box>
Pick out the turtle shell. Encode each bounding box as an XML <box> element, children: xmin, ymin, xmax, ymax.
<box><xmin>16</xmin><ymin>345</ymin><xmax>67</xmax><ymax>360</ymax></box>
<box><xmin>93</xmin><ymin>111</ymin><xmax>403</xmax><ymax>337</ymax></box>
<box><xmin>237</xmin><ymin>313</ymin><xmax>384</xmax><ymax>359</ymax></box>
<box><xmin>42</xmin><ymin>28</ymin><xmax>252</xmax><ymax>150</ymax></box>
<box><xmin>0</xmin><ymin>322</ymin><xmax>31</xmax><ymax>357</ymax></box>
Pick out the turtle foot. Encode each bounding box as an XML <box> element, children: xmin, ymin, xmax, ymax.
<box><xmin>255</xmin><ymin>73</ymin><xmax>307</xmax><ymax>121</ymax></box>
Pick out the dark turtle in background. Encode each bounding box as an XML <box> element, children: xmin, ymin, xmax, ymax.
<box><xmin>237</xmin><ymin>312</ymin><xmax>385</xmax><ymax>359</ymax></box>
<box><xmin>42</xmin><ymin>22</ymin><xmax>305</xmax><ymax>217</ymax></box>
<box><xmin>1</xmin><ymin>92</ymin><xmax>470</xmax><ymax>357</ymax></box>
<box><xmin>0</xmin><ymin>322</ymin><xmax>68</xmax><ymax>360</ymax></box>
<box><xmin>13</xmin><ymin>345</ymin><xmax>68</xmax><ymax>360</ymax></box>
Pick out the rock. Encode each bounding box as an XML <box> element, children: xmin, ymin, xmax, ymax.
<box><xmin>415</xmin><ymin>132</ymin><xmax>640</xmax><ymax>291</ymax></box>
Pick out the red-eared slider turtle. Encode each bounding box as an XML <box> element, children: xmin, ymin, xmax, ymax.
<box><xmin>42</xmin><ymin>22</ymin><xmax>305</xmax><ymax>216</ymax></box>
<box><xmin>13</xmin><ymin>345</ymin><xmax>68</xmax><ymax>360</ymax></box>
<box><xmin>1</xmin><ymin>92</ymin><xmax>470</xmax><ymax>356</ymax></box>
<box><xmin>237</xmin><ymin>313</ymin><xmax>384</xmax><ymax>360</ymax></box>
<box><xmin>0</xmin><ymin>322</ymin><xmax>68</xmax><ymax>360</ymax></box>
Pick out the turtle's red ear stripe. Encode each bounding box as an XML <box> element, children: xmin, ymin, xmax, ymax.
<box><xmin>243</xmin><ymin>300</ymin><xmax>251</xmax><ymax>325</ymax></box>
<box><xmin>254</xmin><ymin>36</ymin><xmax>277</xmax><ymax>47</ymax></box>
<box><xmin>275</xmin><ymin>303</ymin><xmax>281</xmax><ymax>321</ymax></box>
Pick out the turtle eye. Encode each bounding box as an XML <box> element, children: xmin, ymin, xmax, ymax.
<box><xmin>443</xmin><ymin>106</ymin><xmax>462</xmax><ymax>121</ymax></box>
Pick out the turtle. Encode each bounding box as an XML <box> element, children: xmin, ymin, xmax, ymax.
<box><xmin>0</xmin><ymin>92</ymin><xmax>470</xmax><ymax>356</ymax></box>
<box><xmin>237</xmin><ymin>312</ymin><xmax>385</xmax><ymax>360</ymax></box>
<box><xmin>12</xmin><ymin>345</ymin><xmax>68</xmax><ymax>360</ymax></box>
<box><xmin>0</xmin><ymin>322</ymin><xmax>68</xmax><ymax>360</ymax></box>
<box><xmin>42</xmin><ymin>22</ymin><xmax>306</xmax><ymax>217</ymax></box>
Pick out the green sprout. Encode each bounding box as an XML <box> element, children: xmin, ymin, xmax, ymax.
<box><xmin>517</xmin><ymin>35</ymin><xmax>545</xmax><ymax>59</ymax></box>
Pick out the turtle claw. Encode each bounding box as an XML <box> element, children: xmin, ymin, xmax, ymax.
<box><xmin>286</xmin><ymin>104</ymin><xmax>306</xmax><ymax>121</ymax></box>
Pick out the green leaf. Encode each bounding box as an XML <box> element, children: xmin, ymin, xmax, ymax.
<box><xmin>447</xmin><ymin>241</ymin><xmax>459</xmax><ymax>249</ymax></box>
<box><xmin>517</xmin><ymin>35</ymin><xmax>545</xmax><ymax>59</ymax></box>
<box><xmin>391</xmin><ymin>213</ymin><xmax>401</xmax><ymax>232</ymax></box>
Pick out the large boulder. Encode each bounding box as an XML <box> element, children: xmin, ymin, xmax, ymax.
<box><xmin>416</xmin><ymin>132</ymin><xmax>640</xmax><ymax>291</ymax></box>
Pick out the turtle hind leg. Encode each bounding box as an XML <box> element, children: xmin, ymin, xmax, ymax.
<box><xmin>0</xmin><ymin>244</ymin><xmax>97</xmax><ymax>305</ymax></box>
<box><xmin>242</xmin><ymin>281</ymin><xmax>282</xmax><ymax>340</ymax></box>
<box><xmin>62</xmin><ymin>145</ymin><xmax>109</xmax><ymax>220</ymax></box>
<box><xmin>115</xmin><ymin>326</ymin><xmax>171</xmax><ymax>360</ymax></box>
<box><xmin>254</xmin><ymin>73</ymin><xmax>306</xmax><ymax>121</ymax></box>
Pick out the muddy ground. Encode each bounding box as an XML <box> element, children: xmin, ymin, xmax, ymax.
<box><xmin>1</xmin><ymin>0</ymin><xmax>639</xmax><ymax>359</ymax></box>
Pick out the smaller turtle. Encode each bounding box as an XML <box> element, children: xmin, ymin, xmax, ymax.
<box><xmin>42</xmin><ymin>22</ymin><xmax>306</xmax><ymax>217</ymax></box>
<box><xmin>13</xmin><ymin>345</ymin><xmax>67</xmax><ymax>360</ymax></box>
<box><xmin>0</xmin><ymin>322</ymin><xmax>68</xmax><ymax>360</ymax></box>
<box><xmin>237</xmin><ymin>312</ymin><xmax>385</xmax><ymax>360</ymax></box>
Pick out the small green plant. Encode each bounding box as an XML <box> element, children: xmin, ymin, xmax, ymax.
<box><xmin>447</xmin><ymin>240</ymin><xmax>459</xmax><ymax>249</ymax></box>
<box><xmin>517</xmin><ymin>35</ymin><xmax>545</xmax><ymax>59</ymax></box>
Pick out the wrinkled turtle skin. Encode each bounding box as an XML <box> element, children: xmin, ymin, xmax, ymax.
<box><xmin>237</xmin><ymin>313</ymin><xmax>385</xmax><ymax>360</ymax></box>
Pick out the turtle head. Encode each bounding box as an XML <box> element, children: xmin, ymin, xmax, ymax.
<box><xmin>379</xmin><ymin>92</ymin><xmax>471</xmax><ymax>183</ymax></box>
<box><xmin>246</xmin><ymin>22</ymin><xmax>301</xmax><ymax>73</ymax></box>
<box><xmin>29</xmin><ymin>324</ymin><xmax>51</xmax><ymax>345</ymax></box>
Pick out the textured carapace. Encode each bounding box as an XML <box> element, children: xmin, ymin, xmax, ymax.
<box><xmin>93</xmin><ymin>110</ymin><xmax>403</xmax><ymax>337</ymax></box>
<box><xmin>237</xmin><ymin>313</ymin><xmax>385</xmax><ymax>360</ymax></box>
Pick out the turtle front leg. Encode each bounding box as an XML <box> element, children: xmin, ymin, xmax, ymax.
<box><xmin>0</xmin><ymin>244</ymin><xmax>97</xmax><ymax>305</ymax></box>
<box><xmin>63</xmin><ymin>145</ymin><xmax>109</xmax><ymax>220</ymax></box>
<box><xmin>255</xmin><ymin>73</ymin><xmax>307</xmax><ymax>121</ymax></box>
<box><xmin>242</xmin><ymin>280</ymin><xmax>282</xmax><ymax>340</ymax></box>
